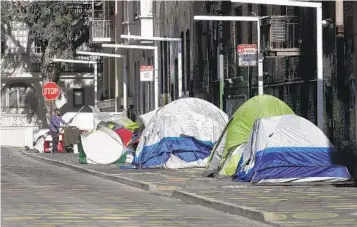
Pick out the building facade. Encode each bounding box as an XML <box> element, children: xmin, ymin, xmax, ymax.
<box><xmin>1</xmin><ymin>18</ymin><xmax>96</xmax><ymax>148</ymax></box>
<box><xmin>92</xmin><ymin>0</ymin><xmax>154</xmax><ymax>118</ymax></box>
<box><xmin>152</xmin><ymin>1</ymin><xmax>356</xmax><ymax>151</ymax></box>
<box><xmin>91</xmin><ymin>0</ymin><xmax>357</xmax><ymax>162</ymax></box>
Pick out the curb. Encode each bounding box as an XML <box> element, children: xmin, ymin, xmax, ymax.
<box><xmin>171</xmin><ymin>190</ymin><xmax>279</xmax><ymax>226</ymax></box>
<box><xmin>21</xmin><ymin>150</ymin><xmax>278</xmax><ymax>226</ymax></box>
<box><xmin>21</xmin><ymin>151</ymin><xmax>157</xmax><ymax>191</ymax></box>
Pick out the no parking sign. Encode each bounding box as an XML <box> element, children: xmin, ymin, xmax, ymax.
<box><xmin>237</xmin><ymin>44</ymin><xmax>257</xmax><ymax>67</ymax></box>
<box><xmin>140</xmin><ymin>65</ymin><xmax>154</xmax><ymax>82</ymax></box>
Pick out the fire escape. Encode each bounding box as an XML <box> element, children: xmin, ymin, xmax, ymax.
<box><xmin>260</xmin><ymin>13</ymin><xmax>309</xmax><ymax>119</ymax></box>
<box><xmin>261</xmin><ymin>16</ymin><xmax>300</xmax><ymax>56</ymax></box>
<box><xmin>89</xmin><ymin>0</ymin><xmax>114</xmax><ymax>43</ymax></box>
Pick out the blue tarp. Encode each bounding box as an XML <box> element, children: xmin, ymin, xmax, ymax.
<box><xmin>234</xmin><ymin>147</ymin><xmax>351</xmax><ymax>183</ymax></box>
<box><xmin>133</xmin><ymin>137</ymin><xmax>214</xmax><ymax>168</ymax></box>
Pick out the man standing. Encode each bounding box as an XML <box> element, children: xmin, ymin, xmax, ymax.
<box><xmin>49</xmin><ymin>108</ymin><xmax>67</xmax><ymax>153</ymax></box>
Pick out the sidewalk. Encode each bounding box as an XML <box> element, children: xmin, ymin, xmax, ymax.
<box><xmin>23</xmin><ymin>151</ymin><xmax>357</xmax><ymax>227</ymax></box>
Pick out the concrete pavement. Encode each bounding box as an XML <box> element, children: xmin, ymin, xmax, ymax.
<box><xmin>1</xmin><ymin>146</ymin><xmax>271</xmax><ymax>227</ymax></box>
<box><xmin>12</xmin><ymin>148</ymin><xmax>357</xmax><ymax>226</ymax></box>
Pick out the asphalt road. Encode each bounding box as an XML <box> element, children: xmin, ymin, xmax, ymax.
<box><xmin>1</xmin><ymin>147</ymin><xmax>272</xmax><ymax>227</ymax></box>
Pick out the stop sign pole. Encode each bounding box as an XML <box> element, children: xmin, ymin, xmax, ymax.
<box><xmin>42</xmin><ymin>82</ymin><xmax>60</xmax><ymax>100</ymax></box>
<box><xmin>51</xmin><ymin>58</ymin><xmax>98</xmax><ymax>106</ymax></box>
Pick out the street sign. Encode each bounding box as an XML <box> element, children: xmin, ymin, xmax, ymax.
<box><xmin>237</xmin><ymin>44</ymin><xmax>257</xmax><ymax>67</ymax></box>
<box><xmin>42</xmin><ymin>82</ymin><xmax>60</xmax><ymax>100</ymax></box>
<box><xmin>140</xmin><ymin>65</ymin><xmax>154</xmax><ymax>82</ymax></box>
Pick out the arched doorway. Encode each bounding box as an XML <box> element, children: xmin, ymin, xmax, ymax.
<box><xmin>1</xmin><ymin>82</ymin><xmax>39</xmax><ymax>148</ymax></box>
<box><xmin>1</xmin><ymin>82</ymin><xmax>38</xmax><ymax>114</ymax></box>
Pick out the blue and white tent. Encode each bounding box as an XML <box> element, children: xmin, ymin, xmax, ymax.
<box><xmin>134</xmin><ymin>98</ymin><xmax>228</xmax><ymax>169</ymax></box>
<box><xmin>234</xmin><ymin>115</ymin><xmax>351</xmax><ymax>183</ymax></box>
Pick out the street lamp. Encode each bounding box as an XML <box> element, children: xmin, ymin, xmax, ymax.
<box><xmin>193</xmin><ymin>15</ymin><xmax>263</xmax><ymax>111</ymax></box>
<box><xmin>76</xmin><ymin>51</ymin><xmax>125</xmax><ymax>112</ymax></box>
<box><xmin>51</xmin><ymin>58</ymin><xmax>99</xmax><ymax>106</ymax></box>
<box><xmin>120</xmin><ymin>34</ymin><xmax>184</xmax><ymax>98</ymax></box>
<box><xmin>102</xmin><ymin>43</ymin><xmax>160</xmax><ymax>110</ymax></box>
<box><xmin>230</xmin><ymin>0</ymin><xmax>324</xmax><ymax>131</ymax></box>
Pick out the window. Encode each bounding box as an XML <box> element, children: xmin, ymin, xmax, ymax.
<box><xmin>133</xmin><ymin>0</ymin><xmax>140</xmax><ymax>20</ymax></box>
<box><xmin>1</xmin><ymin>39</ymin><xmax>6</xmax><ymax>54</ymax></box>
<box><xmin>73</xmin><ymin>88</ymin><xmax>85</xmax><ymax>107</ymax></box>
<box><xmin>163</xmin><ymin>39</ymin><xmax>169</xmax><ymax>94</ymax></box>
<box><xmin>30</xmin><ymin>63</ymin><xmax>41</xmax><ymax>72</ymax></box>
<box><xmin>167</xmin><ymin>40</ymin><xmax>171</xmax><ymax>94</ymax></box>
<box><xmin>34</xmin><ymin>40</ymin><xmax>42</xmax><ymax>54</ymax></box>
<box><xmin>160</xmin><ymin>41</ymin><xmax>165</xmax><ymax>94</ymax></box>
<box><xmin>1</xmin><ymin>83</ymin><xmax>38</xmax><ymax>114</ymax></box>
<box><xmin>180</xmin><ymin>32</ymin><xmax>185</xmax><ymax>92</ymax></box>
<box><xmin>93</xmin><ymin>1</ymin><xmax>104</xmax><ymax>19</ymax></box>
<box><xmin>147</xmin><ymin>0</ymin><xmax>152</xmax><ymax>16</ymax></box>
<box><xmin>196</xmin><ymin>23</ymin><xmax>203</xmax><ymax>87</ymax></box>
<box><xmin>248</xmin><ymin>4</ymin><xmax>253</xmax><ymax>43</ymax></box>
<box><xmin>122</xmin><ymin>1</ymin><xmax>128</xmax><ymax>22</ymax></box>
<box><xmin>185</xmin><ymin>29</ymin><xmax>191</xmax><ymax>92</ymax></box>
<box><xmin>134</xmin><ymin>61</ymin><xmax>139</xmax><ymax>109</ymax></box>
<box><xmin>62</xmin><ymin>63</ymin><xmax>74</xmax><ymax>72</ymax></box>
<box><xmin>174</xmin><ymin>58</ymin><xmax>178</xmax><ymax>99</ymax></box>
<box><xmin>259</xmin><ymin>4</ymin><xmax>267</xmax><ymax>16</ymax></box>
<box><xmin>235</xmin><ymin>6</ymin><xmax>243</xmax><ymax>45</ymax></box>
<box><xmin>9</xmin><ymin>25</ymin><xmax>28</xmax><ymax>54</ymax></box>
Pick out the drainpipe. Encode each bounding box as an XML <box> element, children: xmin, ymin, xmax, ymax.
<box><xmin>336</xmin><ymin>0</ymin><xmax>344</xmax><ymax>37</ymax></box>
<box><xmin>352</xmin><ymin>2</ymin><xmax>357</xmax><ymax>167</ymax></box>
<box><xmin>336</xmin><ymin>0</ymin><xmax>348</xmax><ymax>142</ymax></box>
<box><xmin>336</xmin><ymin>0</ymin><xmax>344</xmax><ymax>75</ymax></box>
<box><xmin>218</xmin><ymin>18</ymin><xmax>224</xmax><ymax>111</ymax></box>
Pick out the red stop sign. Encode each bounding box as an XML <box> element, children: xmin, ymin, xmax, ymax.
<box><xmin>42</xmin><ymin>82</ymin><xmax>60</xmax><ymax>100</ymax></box>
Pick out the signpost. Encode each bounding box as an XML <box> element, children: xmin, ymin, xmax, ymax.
<box><xmin>237</xmin><ymin>44</ymin><xmax>257</xmax><ymax>99</ymax></box>
<box><xmin>42</xmin><ymin>82</ymin><xmax>60</xmax><ymax>100</ymax></box>
<box><xmin>140</xmin><ymin>65</ymin><xmax>154</xmax><ymax>110</ymax></box>
<box><xmin>140</xmin><ymin>65</ymin><xmax>154</xmax><ymax>82</ymax></box>
<box><xmin>237</xmin><ymin>44</ymin><xmax>257</xmax><ymax>67</ymax></box>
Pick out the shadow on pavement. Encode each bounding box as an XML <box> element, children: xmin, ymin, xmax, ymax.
<box><xmin>330</xmin><ymin>149</ymin><xmax>357</xmax><ymax>187</ymax></box>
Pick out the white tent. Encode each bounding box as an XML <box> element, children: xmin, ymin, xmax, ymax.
<box><xmin>62</xmin><ymin>112</ymin><xmax>95</xmax><ymax>131</ymax></box>
<box><xmin>33</xmin><ymin>108</ymin><xmax>130</xmax><ymax>153</ymax></box>
<box><xmin>80</xmin><ymin>127</ymin><xmax>127</xmax><ymax>164</ymax></box>
<box><xmin>134</xmin><ymin>98</ymin><xmax>228</xmax><ymax>169</ymax></box>
<box><xmin>138</xmin><ymin>108</ymin><xmax>159</xmax><ymax>128</ymax></box>
<box><xmin>235</xmin><ymin>115</ymin><xmax>351</xmax><ymax>183</ymax></box>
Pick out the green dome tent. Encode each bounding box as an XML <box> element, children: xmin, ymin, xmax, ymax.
<box><xmin>203</xmin><ymin>95</ymin><xmax>295</xmax><ymax>178</ymax></box>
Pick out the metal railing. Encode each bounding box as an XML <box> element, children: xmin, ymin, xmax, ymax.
<box><xmin>90</xmin><ymin>19</ymin><xmax>113</xmax><ymax>42</ymax></box>
<box><xmin>261</xmin><ymin>16</ymin><xmax>300</xmax><ymax>51</ymax></box>
<box><xmin>61</xmin><ymin>63</ymin><xmax>94</xmax><ymax>73</ymax></box>
<box><xmin>0</xmin><ymin>113</ymin><xmax>38</xmax><ymax>127</ymax></box>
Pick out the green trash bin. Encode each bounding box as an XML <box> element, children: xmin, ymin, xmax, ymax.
<box><xmin>78</xmin><ymin>133</ymin><xmax>87</xmax><ymax>164</ymax></box>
